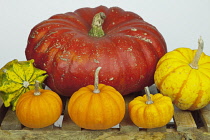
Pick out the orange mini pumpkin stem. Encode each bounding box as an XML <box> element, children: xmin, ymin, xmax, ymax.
<box><xmin>144</xmin><ymin>86</ymin><xmax>153</xmax><ymax>104</ymax></box>
<box><xmin>189</xmin><ymin>36</ymin><xmax>204</xmax><ymax>69</ymax></box>
<box><xmin>34</xmin><ymin>80</ymin><xmax>41</xmax><ymax>96</ymax></box>
<box><xmin>93</xmin><ymin>67</ymin><xmax>102</xmax><ymax>93</ymax></box>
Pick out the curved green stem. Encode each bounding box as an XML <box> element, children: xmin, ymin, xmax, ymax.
<box><xmin>89</xmin><ymin>12</ymin><xmax>106</xmax><ymax>37</ymax></box>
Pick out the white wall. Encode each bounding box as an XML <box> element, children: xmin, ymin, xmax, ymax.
<box><xmin>0</xmin><ymin>0</ymin><xmax>209</xmax><ymax>68</ymax></box>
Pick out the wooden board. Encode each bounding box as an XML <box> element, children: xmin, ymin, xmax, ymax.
<box><xmin>200</xmin><ymin>104</ymin><xmax>210</xmax><ymax>132</ymax></box>
<box><xmin>173</xmin><ymin>106</ymin><xmax>197</xmax><ymax>132</ymax></box>
<box><xmin>1</xmin><ymin>107</ymin><xmax>22</xmax><ymax>130</ymax></box>
<box><xmin>61</xmin><ymin>99</ymin><xmax>81</xmax><ymax>131</ymax></box>
<box><xmin>0</xmin><ymin>99</ymin><xmax>8</xmax><ymax>124</ymax></box>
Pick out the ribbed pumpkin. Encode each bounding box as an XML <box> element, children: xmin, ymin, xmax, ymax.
<box><xmin>68</xmin><ymin>67</ymin><xmax>125</xmax><ymax>130</ymax></box>
<box><xmin>25</xmin><ymin>5</ymin><xmax>167</xmax><ymax>96</ymax></box>
<box><xmin>0</xmin><ymin>59</ymin><xmax>47</xmax><ymax>111</ymax></box>
<box><xmin>16</xmin><ymin>81</ymin><xmax>63</xmax><ymax>128</ymax></box>
<box><xmin>129</xmin><ymin>87</ymin><xmax>174</xmax><ymax>128</ymax></box>
<box><xmin>154</xmin><ymin>37</ymin><xmax>210</xmax><ymax>110</ymax></box>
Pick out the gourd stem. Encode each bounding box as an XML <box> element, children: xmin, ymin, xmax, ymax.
<box><xmin>189</xmin><ymin>36</ymin><xmax>204</xmax><ymax>69</ymax></box>
<box><xmin>88</xmin><ymin>12</ymin><xmax>106</xmax><ymax>37</ymax></box>
<box><xmin>34</xmin><ymin>80</ymin><xmax>41</xmax><ymax>96</ymax></box>
<box><xmin>145</xmin><ymin>87</ymin><xmax>153</xmax><ymax>104</ymax></box>
<box><xmin>93</xmin><ymin>67</ymin><xmax>102</xmax><ymax>93</ymax></box>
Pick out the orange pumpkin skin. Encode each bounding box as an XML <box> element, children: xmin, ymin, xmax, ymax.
<box><xmin>16</xmin><ymin>89</ymin><xmax>62</xmax><ymax>128</ymax></box>
<box><xmin>68</xmin><ymin>84</ymin><xmax>125</xmax><ymax>130</ymax></box>
<box><xmin>129</xmin><ymin>93</ymin><xmax>174</xmax><ymax>128</ymax></box>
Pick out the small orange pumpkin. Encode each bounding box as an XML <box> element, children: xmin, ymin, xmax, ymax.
<box><xmin>68</xmin><ymin>67</ymin><xmax>125</xmax><ymax>130</ymax></box>
<box><xmin>129</xmin><ymin>87</ymin><xmax>174</xmax><ymax>128</ymax></box>
<box><xmin>16</xmin><ymin>81</ymin><xmax>63</xmax><ymax>128</ymax></box>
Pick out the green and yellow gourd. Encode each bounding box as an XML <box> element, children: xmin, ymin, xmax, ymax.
<box><xmin>0</xmin><ymin>59</ymin><xmax>48</xmax><ymax>111</ymax></box>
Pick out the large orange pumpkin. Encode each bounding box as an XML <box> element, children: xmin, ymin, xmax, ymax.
<box><xmin>16</xmin><ymin>81</ymin><xmax>63</xmax><ymax>128</ymax></box>
<box><xmin>68</xmin><ymin>67</ymin><xmax>125</xmax><ymax>130</ymax></box>
<box><xmin>25</xmin><ymin>6</ymin><xmax>167</xmax><ymax>96</ymax></box>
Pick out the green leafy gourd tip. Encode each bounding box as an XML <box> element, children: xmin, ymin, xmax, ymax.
<box><xmin>0</xmin><ymin>59</ymin><xmax>48</xmax><ymax>111</ymax></box>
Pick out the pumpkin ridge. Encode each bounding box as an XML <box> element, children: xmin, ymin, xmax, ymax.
<box><xmin>151</xmin><ymin>94</ymin><xmax>163</xmax><ymax>102</ymax></box>
<box><xmin>132</xmin><ymin>37</ymin><xmax>159</xmax><ymax>86</ymax></box>
<box><xmin>84</xmin><ymin>93</ymin><xmax>95</xmax><ymax>128</ymax></box>
<box><xmin>69</xmin><ymin>90</ymin><xmax>90</xmax><ymax>115</ymax></box>
<box><xmin>10</xmin><ymin>86</ymin><xmax>27</xmax><ymax>108</ymax></box>
<box><xmin>163</xmin><ymin>101</ymin><xmax>174</xmax><ymax>122</ymax></box>
<box><xmin>129</xmin><ymin>102</ymin><xmax>138</xmax><ymax>125</ymax></box>
<box><xmin>69</xmin><ymin>91</ymin><xmax>90</xmax><ymax>127</ymax></box>
<box><xmin>105</xmin><ymin>19</ymin><xmax>146</xmax><ymax>34</ymax></box>
<box><xmin>103</xmin><ymin>7</ymin><xmax>139</xmax><ymax>31</ymax></box>
<box><xmin>0</xmin><ymin>80</ymin><xmax>23</xmax><ymax>92</ymax></box>
<box><xmin>2</xmin><ymin>86</ymin><xmax>23</xmax><ymax>107</ymax></box>
<box><xmin>155</xmin><ymin>97</ymin><xmax>173</xmax><ymax>126</ymax></box>
<box><xmin>198</xmin><ymin>68</ymin><xmax>210</xmax><ymax>79</ymax></box>
<box><xmin>38</xmin><ymin>94</ymin><xmax>50</xmax><ymax>126</ymax></box>
<box><xmin>84</xmin><ymin>92</ymin><xmax>97</xmax><ymax>127</ymax></box>
<box><xmin>41</xmin><ymin>92</ymin><xmax>61</xmax><ymax>125</ymax></box>
<box><xmin>46</xmin><ymin>44</ymin><xmax>72</xmax><ymax>94</ymax></box>
<box><xmin>33</xmin><ymin>96</ymin><xmax>42</xmax><ymax>127</ymax></box>
<box><xmin>155</xmin><ymin>57</ymin><xmax>184</xmax><ymax>70</ymax></box>
<box><xmin>34</xmin><ymin>28</ymin><xmax>71</xmax><ymax>51</ymax></box>
<box><xmin>110</xmin><ymin>43</ymin><xmax>127</xmax><ymax>92</ymax></box>
<box><xmin>7</xmin><ymin>69</ymin><xmax>25</xmax><ymax>84</ymax></box>
<box><xmin>157</xmin><ymin>64</ymin><xmax>187</xmax><ymax>90</ymax></box>
<box><xmin>97</xmin><ymin>93</ymin><xmax>107</xmax><ymax>128</ymax></box>
<box><xmin>108</xmin><ymin>36</ymin><xmax>148</xmax><ymax>93</ymax></box>
<box><xmin>102</xmin><ymin>86</ymin><xmax>124</xmax><ymax>101</ymax></box>
<box><xmin>48</xmin><ymin>92</ymin><xmax>63</xmax><ymax>110</ymax></box>
<box><xmin>199</xmin><ymin>62</ymin><xmax>210</xmax><ymax>68</ymax></box>
<box><xmin>173</xmin><ymin>69</ymin><xmax>193</xmax><ymax>105</ymax></box>
<box><xmin>48</xmin><ymin>10</ymin><xmax>89</xmax><ymax>30</ymax></box>
<box><xmin>73</xmin><ymin>6</ymin><xmax>108</xmax><ymax>28</ymax></box>
<box><xmin>153</xmin><ymin>104</ymin><xmax>162</xmax><ymax>127</ymax></box>
<box><xmin>102</xmin><ymin>90</ymin><xmax>123</xmax><ymax>124</ymax></box>
<box><xmin>26</xmin><ymin>94</ymin><xmax>36</xmax><ymax>127</ymax></box>
<box><xmin>16</xmin><ymin>93</ymin><xmax>30</xmax><ymax>117</ymax></box>
<box><xmin>188</xmin><ymin>90</ymin><xmax>203</xmax><ymax>110</ymax></box>
<box><xmin>174</xmin><ymin>48</ymin><xmax>193</xmax><ymax>63</ymax></box>
<box><xmin>129</xmin><ymin>102</ymin><xmax>140</xmax><ymax>126</ymax></box>
<box><xmin>157</xmin><ymin>56</ymin><xmax>189</xmax><ymax>69</ymax></box>
<box><xmin>48</xmin><ymin>45</ymin><xmax>70</xmax><ymax>71</ymax></box>
<box><xmin>142</xmin><ymin>104</ymin><xmax>149</xmax><ymax>127</ymax></box>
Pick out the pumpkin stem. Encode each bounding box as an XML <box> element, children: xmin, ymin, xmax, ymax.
<box><xmin>144</xmin><ymin>87</ymin><xmax>153</xmax><ymax>104</ymax></box>
<box><xmin>93</xmin><ymin>67</ymin><xmax>102</xmax><ymax>93</ymax></box>
<box><xmin>88</xmin><ymin>12</ymin><xmax>106</xmax><ymax>37</ymax></box>
<box><xmin>189</xmin><ymin>36</ymin><xmax>204</xmax><ymax>69</ymax></box>
<box><xmin>34</xmin><ymin>80</ymin><xmax>41</xmax><ymax>96</ymax></box>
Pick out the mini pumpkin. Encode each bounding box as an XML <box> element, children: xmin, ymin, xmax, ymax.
<box><xmin>68</xmin><ymin>67</ymin><xmax>125</xmax><ymax>130</ymax></box>
<box><xmin>0</xmin><ymin>59</ymin><xmax>48</xmax><ymax>111</ymax></box>
<box><xmin>129</xmin><ymin>87</ymin><xmax>174</xmax><ymax>128</ymax></box>
<box><xmin>16</xmin><ymin>81</ymin><xmax>63</xmax><ymax>128</ymax></box>
<box><xmin>154</xmin><ymin>37</ymin><xmax>210</xmax><ymax>110</ymax></box>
